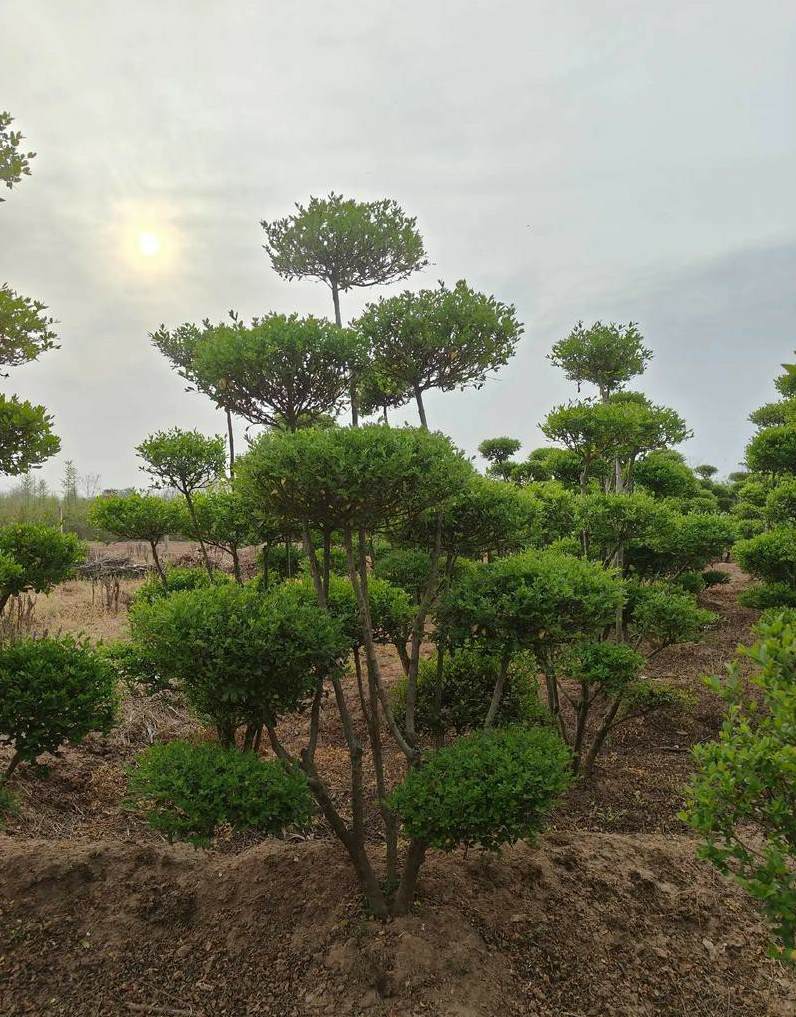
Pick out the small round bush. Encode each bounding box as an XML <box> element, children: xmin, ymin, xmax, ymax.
<box><xmin>127</xmin><ymin>740</ymin><xmax>313</xmax><ymax>845</ymax></box>
<box><xmin>131</xmin><ymin>565</ymin><xmax>234</xmax><ymax>607</ymax></box>
<box><xmin>129</xmin><ymin>582</ymin><xmax>347</xmax><ymax>745</ymax></box>
<box><xmin>390</xmin><ymin>725</ymin><xmax>572</xmax><ymax>852</ymax></box>
<box><xmin>0</xmin><ymin>636</ymin><xmax>118</xmax><ymax>775</ymax></box>
<box><xmin>256</xmin><ymin>542</ymin><xmax>307</xmax><ymax>586</ymax></box>
<box><xmin>372</xmin><ymin>547</ymin><xmax>433</xmax><ymax>603</ymax></box>
<box><xmin>628</xmin><ymin>582</ymin><xmax>716</xmax><ymax>651</ymax></box>
<box><xmin>393</xmin><ymin>646</ymin><xmax>546</xmax><ymax>736</ymax></box>
<box><xmin>734</xmin><ymin>528</ymin><xmax>796</xmax><ymax>587</ymax></box>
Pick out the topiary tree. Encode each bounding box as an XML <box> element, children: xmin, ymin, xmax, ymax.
<box><xmin>438</xmin><ymin>548</ymin><xmax>623</xmax><ymax>737</ymax></box>
<box><xmin>634</xmin><ymin>449</ymin><xmax>700</xmax><ymax>500</ymax></box>
<box><xmin>129</xmin><ymin>581</ymin><xmax>347</xmax><ymax>750</ymax></box>
<box><xmin>746</xmin><ymin>425</ymin><xmax>796</xmax><ymax>477</ymax></box>
<box><xmin>89</xmin><ymin>492</ymin><xmax>182</xmax><ymax>584</ymax></box>
<box><xmin>549</xmin><ymin>320</ymin><xmax>652</xmax><ymax>402</ymax></box>
<box><xmin>683</xmin><ymin>612</ymin><xmax>796</xmax><ymax>962</ymax></box>
<box><xmin>136</xmin><ymin>428</ymin><xmax>226</xmax><ymax>576</ymax></box>
<box><xmin>626</xmin><ymin>581</ymin><xmax>717</xmax><ymax>656</ymax></box>
<box><xmin>355</xmin><ymin>281</ymin><xmax>523</xmax><ymax>429</ymax></box>
<box><xmin>0</xmin><ymin>524</ymin><xmax>84</xmax><ymax>614</ymax></box>
<box><xmin>478</xmin><ymin>436</ymin><xmax>522</xmax><ymax>481</ymax></box>
<box><xmin>238</xmin><ymin>423</ymin><xmax>549</xmax><ymax>915</ymax></box>
<box><xmin>180</xmin><ymin>489</ymin><xmax>257</xmax><ymax>584</ymax></box>
<box><xmin>261</xmin><ymin>193</ymin><xmax>428</xmax><ymax>423</ymax></box>
<box><xmin>188</xmin><ymin>312</ymin><xmax>360</xmax><ymax>432</ymax></box>
<box><xmin>554</xmin><ymin>640</ymin><xmax>677</xmax><ymax>774</ymax></box>
<box><xmin>127</xmin><ymin>740</ymin><xmax>313</xmax><ymax>846</ymax></box>
<box><xmin>0</xmin><ymin>636</ymin><xmax>117</xmax><ymax>778</ymax></box>
<box><xmin>130</xmin><ymin>565</ymin><xmax>235</xmax><ymax>609</ymax></box>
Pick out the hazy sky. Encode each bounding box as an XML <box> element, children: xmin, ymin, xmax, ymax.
<box><xmin>2</xmin><ymin>1</ymin><xmax>795</xmax><ymax>491</ymax></box>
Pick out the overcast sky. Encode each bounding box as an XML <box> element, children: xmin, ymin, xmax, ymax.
<box><xmin>2</xmin><ymin>1</ymin><xmax>795</xmax><ymax>491</ymax></box>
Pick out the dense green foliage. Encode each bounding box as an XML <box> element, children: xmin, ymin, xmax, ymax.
<box><xmin>0</xmin><ymin>636</ymin><xmax>117</xmax><ymax>776</ymax></box>
<box><xmin>188</xmin><ymin>313</ymin><xmax>359</xmax><ymax>429</ymax></box>
<box><xmin>390</xmin><ymin>726</ymin><xmax>572</xmax><ymax>851</ymax></box>
<box><xmin>0</xmin><ymin>393</ymin><xmax>60</xmax><ymax>476</ymax></box>
<box><xmin>0</xmin><ymin>524</ymin><xmax>84</xmax><ymax>609</ymax></box>
<box><xmin>684</xmin><ymin>613</ymin><xmax>796</xmax><ymax>961</ymax></box>
<box><xmin>127</xmin><ymin>740</ymin><xmax>313</xmax><ymax>846</ymax></box>
<box><xmin>355</xmin><ymin>281</ymin><xmax>522</xmax><ymax>427</ymax></box>
<box><xmin>393</xmin><ymin>646</ymin><xmax>544</xmax><ymax>736</ymax></box>
<box><xmin>129</xmin><ymin>583</ymin><xmax>347</xmax><ymax>746</ymax></box>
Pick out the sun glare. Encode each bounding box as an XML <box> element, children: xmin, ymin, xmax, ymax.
<box><xmin>137</xmin><ymin>231</ymin><xmax>161</xmax><ymax>257</ymax></box>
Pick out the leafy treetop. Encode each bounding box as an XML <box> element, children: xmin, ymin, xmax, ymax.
<box><xmin>261</xmin><ymin>193</ymin><xmax>428</xmax><ymax>308</ymax></box>
<box><xmin>549</xmin><ymin>320</ymin><xmax>652</xmax><ymax>400</ymax></box>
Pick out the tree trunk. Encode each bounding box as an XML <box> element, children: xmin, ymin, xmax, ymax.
<box><xmin>226</xmin><ymin>407</ymin><xmax>235</xmax><ymax>479</ymax></box>
<box><xmin>149</xmin><ymin>541</ymin><xmax>167</xmax><ymax>586</ymax></box>
<box><xmin>413</xmin><ymin>385</ymin><xmax>428</xmax><ymax>430</ymax></box>
<box><xmin>183</xmin><ymin>490</ymin><xmax>213</xmax><ymax>578</ymax></box>
<box><xmin>392</xmin><ymin>839</ymin><xmax>427</xmax><ymax>915</ymax></box>
<box><xmin>483</xmin><ymin>644</ymin><xmax>512</xmax><ymax>728</ymax></box>
<box><xmin>230</xmin><ymin>543</ymin><xmax>243</xmax><ymax>585</ymax></box>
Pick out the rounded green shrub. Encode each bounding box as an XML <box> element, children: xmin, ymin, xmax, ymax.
<box><xmin>390</xmin><ymin>725</ymin><xmax>572</xmax><ymax>852</ymax></box>
<box><xmin>734</xmin><ymin>528</ymin><xmax>796</xmax><ymax>587</ymax></box>
<box><xmin>628</xmin><ymin>582</ymin><xmax>716</xmax><ymax>651</ymax></box>
<box><xmin>127</xmin><ymin>740</ymin><xmax>313</xmax><ymax>845</ymax></box>
<box><xmin>131</xmin><ymin>565</ymin><xmax>234</xmax><ymax>607</ymax></box>
<box><xmin>372</xmin><ymin>547</ymin><xmax>434</xmax><ymax>603</ymax></box>
<box><xmin>738</xmin><ymin>582</ymin><xmax>796</xmax><ymax>610</ymax></box>
<box><xmin>129</xmin><ymin>582</ymin><xmax>347</xmax><ymax>746</ymax></box>
<box><xmin>0</xmin><ymin>636</ymin><xmax>118</xmax><ymax>775</ymax></box>
<box><xmin>393</xmin><ymin>646</ymin><xmax>545</xmax><ymax>736</ymax></box>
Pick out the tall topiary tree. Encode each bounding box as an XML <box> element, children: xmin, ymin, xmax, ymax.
<box><xmin>355</xmin><ymin>281</ymin><xmax>523</xmax><ymax>429</ymax></box>
<box><xmin>261</xmin><ymin>193</ymin><xmax>428</xmax><ymax>423</ymax></box>
<box><xmin>239</xmin><ymin>424</ymin><xmax>540</xmax><ymax>915</ymax></box>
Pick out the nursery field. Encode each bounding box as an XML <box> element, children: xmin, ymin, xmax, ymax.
<box><xmin>2</xmin><ymin>128</ymin><xmax>795</xmax><ymax>1017</ymax></box>
<box><xmin>1</xmin><ymin>560</ymin><xmax>794</xmax><ymax>1016</ymax></box>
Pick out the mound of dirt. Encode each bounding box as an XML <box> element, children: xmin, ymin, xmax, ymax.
<box><xmin>1</xmin><ymin>831</ymin><xmax>792</xmax><ymax>1017</ymax></box>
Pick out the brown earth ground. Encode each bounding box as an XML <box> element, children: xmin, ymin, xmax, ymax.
<box><xmin>0</xmin><ymin>554</ymin><xmax>794</xmax><ymax>1016</ymax></box>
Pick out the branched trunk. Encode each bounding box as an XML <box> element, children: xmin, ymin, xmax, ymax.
<box><xmin>183</xmin><ymin>489</ymin><xmax>213</xmax><ymax>578</ymax></box>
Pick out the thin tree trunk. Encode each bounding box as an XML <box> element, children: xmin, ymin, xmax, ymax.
<box><xmin>483</xmin><ymin>644</ymin><xmax>512</xmax><ymax>728</ymax></box>
<box><xmin>583</xmin><ymin>697</ymin><xmax>622</xmax><ymax>775</ymax></box>
<box><xmin>183</xmin><ymin>490</ymin><xmax>213</xmax><ymax>577</ymax></box>
<box><xmin>322</xmin><ymin>530</ymin><xmax>331</xmax><ymax>601</ymax></box>
<box><xmin>332</xmin><ymin>280</ymin><xmax>359</xmax><ymax>428</ymax></box>
<box><xmin>261</xmin><ymin>542</ymin><xmax>270</xmax><ymax>589</ymax></box>
<box><xmin>230</xmin><ymin>543</ymin><xmax>243</xmax><ymax>584</ymax></box>
<box><xmin>4</xmin><ymin>750</ymin><xmax>22</xmax><ymax>779</ymax></box>
<box><xmin>149</xmin><ymin>541</ymin><xmax>167</xmax><ymax>586</ymax></box>
<box><xmin>226</xmin><ymin>407</ymin><xmax>235</xmax><ymax>479</ymax></box>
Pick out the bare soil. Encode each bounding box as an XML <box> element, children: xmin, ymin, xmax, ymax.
<box><xmin>1</xmin><ymin>561</ymin><xmax>794</xmax><ymax>1015</ymax></box>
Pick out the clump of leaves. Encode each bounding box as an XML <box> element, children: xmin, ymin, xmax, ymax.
<box><xmin>390</xmin><ymin>725</ymin><xmax>572</xmax><ymax>852</ymax></box>
<box><xmin>128</xmin><ymin>582</ymin><xmax>347</xmax><ymax>747</ymax></box>
<box><xmin>392</xmin><ymin>646</ymin><xmax>545</xmax><ymax>737</ymax></box>
<box><xmin>127</xmin><ymin>740</ymin><xmax>313</xmax><ymax>846</ymax></box>
<box><xmin>0</xmin><ymin>636</ymin><xmax>118</xmax><ymax>777</ymax></box>
<box><xmin>683</xmin><ymin>612</ymin><xmax>796</xmax><ymax>962</ymax></box>
<box><xmin>130</xmin><ymin>565</ymin><xmax>234</xmax><ymax>608</ymax></box>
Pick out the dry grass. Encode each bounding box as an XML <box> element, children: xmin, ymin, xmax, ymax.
<box><xmin>7</xmin><ymin>577</ymin><xmax>144</xmax><ymax>642</ymax></box>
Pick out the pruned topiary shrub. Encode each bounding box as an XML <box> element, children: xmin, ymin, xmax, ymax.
<box><xmin>389</xmin><ymin>725</ymin><xmax>572</xmax><ymax>852</ymax></box>
<box><xmin>734</xmin><ymin>528</ymin><xmax>796</xmax><ymax>610</ymax></box>
<box><xmin>392</xmin><ymin>646</ymin><xmax>546</xmax><ymax>737</ymax></box>
<box><xmin>128</xmin><ymin>582</ymin><xmax>347</xmax><ymax>748</ymax></box>
<box><xmin>127</xmin><ymin>740</ymin><xmax>313</xmax><ymax>846</ymax></box>
<box><xmin>130</xmin><ymin>565</ymin><xmax>234</xmax><ymax>608</ymax></box>
<box><xmin>0</xmin><ymin>636</ymin><xmax>118</xmax><ymax>777</ymax></box>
